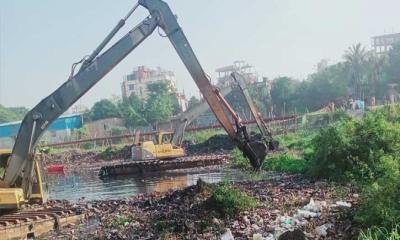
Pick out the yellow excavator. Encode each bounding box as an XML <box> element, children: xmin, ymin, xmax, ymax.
<box><xmin>0</xmin><ymin>149</ymin><xmax>47</xmax><ymax>209</ymax></box>
<box><xmin>131</xmin><ymin>83</ymin><xmax>236</xmax><ymax>161</ymax></box>
<box><xmin>0</xmin><ymin>0</ymin><xmax>270</xmax><ymax>209</ymax></box>
<box><xmin>132</xmin><ymin>131</ymin><xmax>185</xmax><ymax>160</ymax></box>
<box><xmin>132</xmin><ymin>73</ymin><xmax>278</xmax><ymax>161</ymax></box>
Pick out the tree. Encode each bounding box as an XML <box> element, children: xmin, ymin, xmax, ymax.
<box><xmin>296</xmin><ymin>62</ymin><xmax>348</xmax><ymax>112</ymax></box>
<box><xmin>385</xmin><ymin>43</ymin><xmax>400</xmax><ymax>85</ymax></box>
<box><xmin>271</xmin><ymin>77</ymin><xmax>299</xmax><ymax>115</ymax></box>
<box><xmin>344</xmin><ymin>43</ymin><xmax>368</xmax><ymax>99</ymax></box>
<box><xmin>145</xmin><ymin>82</ymin><xmax>175</xmax><ymax>125</ymax></box>
<box><xmin>0</xmin><ymin>105</ymin><xmax>29</xmax><ymax>124</ymax></box>
<box><xmin>365</xmin><ymin>53</ymin><xmax>387</xmax><ymax>99</ymax></box>
<box><xmin>187</xmin><ymin>96</ymin><xmax>201</xmax><ymax>111</ymax></box>
<box><xmin>249</xmin><ymin>80</ymin><xmax>272</xmax><ymax>116</ymax></box>
<box><xmin>118</xmin><ymin>94</ymin><xmax>147</xmax><ymax>128</ymax></box>
<box><xmin>87</xmin><ymin>99</ymin><xmax>120</xmax><ymax>121</ymax></box>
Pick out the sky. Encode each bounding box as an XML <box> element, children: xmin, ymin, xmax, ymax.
<box><xmin>0</xmin><ymin>0</ymin><xmax>399</xmax><ymax>109</ymax></box>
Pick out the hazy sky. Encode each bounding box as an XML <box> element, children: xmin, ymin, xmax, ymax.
<box><xmin>0</xmin><ymin>0</ymin><xmax>399</xmax><ymax>108</ymax></box>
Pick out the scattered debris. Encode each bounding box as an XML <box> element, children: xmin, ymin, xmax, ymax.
<box><xmin>221</xmin><ymin>228</ymin><xmax>234</xmax><ymax>240</ymax></box>
<box><xmin>42</xmin><ymin>174</ymin><xmax>360</xmax><ymax>239</ymax></box>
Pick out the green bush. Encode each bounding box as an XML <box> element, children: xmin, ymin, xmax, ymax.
<box><xmin>305</xmin><ymin>106</ymin><xmax>400</xmax><ymax>235</ymax></box>
<box><xmin>99</xmin><ymin>146</ymin><xmax>122</xmax><ymax>160</ymax></box>
<box><xmin>309</xmin><ymin>110</ymin><xmax>400</xmax><ymax>181</ymax></box>
<box><xmin>355</xmin><ymin>154</ymin><xmax>400</xmax><ymax>229</ymax></box>
<box><xmin>210</xmin><ymin>184</ymin><xmax>257</xmax><ymax>216</ymax></box>
<box><xmin>262</xmin><ymin>152</ymin><xmax>308</xmax><ymax>174</ymax></box>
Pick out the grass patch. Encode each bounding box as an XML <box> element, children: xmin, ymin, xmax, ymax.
<box><xmin>275</xmin><ymin>131</ymin><xmax>315</xmax><ymax>151</ymax></box>
<box><xmin>230</xmin><ymin>147</ymin><xmax>251</xmax><ymax>170</ymax></box>
<box><xmin>358</xmin><ymin>226</ymin><xmax>400</xmax><ymax>240</ymax></box>
<box><xmin>210</xmin><ymin>184</ymin><xmax>257</xmax><ymax>216</ymax></box>
<box><xmin>262</xmin><ymin>151</ymin><xmax>308</xmax><ymax>174</ymax></box>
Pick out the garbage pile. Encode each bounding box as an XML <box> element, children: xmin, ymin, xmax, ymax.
<box><xmin>41</xmin><ymin>148</ymin><xmax>125</xmax><ymax>171</ymax></box>
<box><xmin>43</xmin><ymin>174</ymin><xmax>359</xmax><ymax>239</ymax></box>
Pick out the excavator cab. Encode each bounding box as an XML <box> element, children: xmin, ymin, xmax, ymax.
<box><xmin>0</xmin><ymin>149</ymin><xmax>47</xmax><ymax>209</ymax></box>
<box><xmin>132</xmin><ymin>131</ymin><xmax>185</xmax><ymax>161</ymax></box>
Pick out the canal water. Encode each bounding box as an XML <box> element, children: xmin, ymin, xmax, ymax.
<box><xmin>47</xmin><ymin>167</ymin><xmax>267</xmax><ymax>202</ymax></box>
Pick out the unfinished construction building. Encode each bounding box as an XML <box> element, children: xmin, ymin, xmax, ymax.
<box><xmin>215</xmin><ymin>61</ymin><xmax>258</xmax><ymax>87</ymax></box>
<box><xmin>372</xmin><ymin>33</ymin><xmax>400</xmax><ymax>54</ymax></box>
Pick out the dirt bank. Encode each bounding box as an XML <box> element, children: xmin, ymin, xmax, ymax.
<box><xmin>43</xmin><ymin>174</ymin><xmax>359</xmax><ymax>239</ymax></box>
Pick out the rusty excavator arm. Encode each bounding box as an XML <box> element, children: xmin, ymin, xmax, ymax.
<box><xmin>4</xmin><ymin>0</ymin><xmax>267</xmax><ymax>200</ymax></box>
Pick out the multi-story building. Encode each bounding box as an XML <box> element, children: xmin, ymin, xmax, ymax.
<box><xmin>121</xmin><ymin>66</ymin><xmax>177</xmax><ymax>99</ymax></box>
<box><xmin>176</xmin><ymin>92</ymin><xmax>188</xmax><ymax>112</ymax></box>
<box><xmin>372</xmin><ymin>33</ymin><xmax>400</xmax><ymax>54</ymax></box>
<box><xmin>121</xmin><ymin>66</ymin><xmax>188</xmax><ymax>111</ymax></box>
<box><xmin>215</xmin><ymin>60</ymin><xmax>258</xmax><ymax>87</ymax></box>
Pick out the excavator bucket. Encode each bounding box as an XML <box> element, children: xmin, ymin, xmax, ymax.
<box><xmin>240</xmin><ymin>141</ymin><xmax>268</xmax><ymax>170</ymax></box>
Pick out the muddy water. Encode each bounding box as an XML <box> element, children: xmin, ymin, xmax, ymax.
<box><xmin>47</xmin><ymin>167</ymin><xmax>267</xmax><ymax>202</ymax></box>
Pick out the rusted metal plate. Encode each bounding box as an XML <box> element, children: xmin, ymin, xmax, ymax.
<box><xmin>0</xmin><ymin>207</ymin><xmax>85</xmax><ymax>240</ymax></box>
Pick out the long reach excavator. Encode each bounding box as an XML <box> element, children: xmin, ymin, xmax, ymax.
<box><xmin>0</xmin><ymin>0</ymin><xmax>270</xmax><ymax>209</ymax></box>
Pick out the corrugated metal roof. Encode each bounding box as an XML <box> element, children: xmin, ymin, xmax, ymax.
<box><xmin>0</xmin><ymin>113</ymin><xmax>83</xmax><ymax>138</ymax></box>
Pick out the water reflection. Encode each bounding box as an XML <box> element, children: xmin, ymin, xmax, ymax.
<box><xmin>47</xmin><ymin>167</ymin><xmax>262</xmax><ymax>202</ymax></box>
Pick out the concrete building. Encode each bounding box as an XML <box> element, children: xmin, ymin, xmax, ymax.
<box><xmin>121</xmin><ymin>66</ymin><xmax>188</xmax><ymax>111</ymax></box>
<box><xmin>372</xmin><ymin>33</ymin><xmax>400</xmax><ymax>54</ymax></box>
<box><xmin>216</xmin><ymin>60</ymin><xmax>258</xmax><ymax>87</ymax></box>
<box><xmin>176</xmin><ymin>92</ymin><xmax>188</xmax><ymax>112</ymax></box>
<box><xmin>121</xmin><ymin>66</ymin><xmax>177</xmax><ymax>99</ymax></box>
<box><xmin>85</xmin><ymin>117</ymin><xmax>125</xmax><ymax>138</ymax></box>
<box><xmin>0</xmin><ymin>113</ymin><xmax>83</xmax><ymax>148</ymax></box>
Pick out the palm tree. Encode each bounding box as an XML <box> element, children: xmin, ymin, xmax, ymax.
<box><xmin>365</xmin><ymin>53</ymin><xmax>386</xmax><ymax>98</ymax></box>
<box><xmin>344</xmin><ymin>43</ymin><xmax>368</xmax><ymax>99</ymax></box>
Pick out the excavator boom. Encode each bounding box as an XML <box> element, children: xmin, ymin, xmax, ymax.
<box><xmin>4</xmin><ymin>0</ymin><xmax>267</xmax><ymax>200</ymax></box>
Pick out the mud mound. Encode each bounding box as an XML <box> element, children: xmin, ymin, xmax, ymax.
<box><xmin>99</xmin><ymin>145</ymin><xmax>132</xmax><ymax>160</ymax></box>
<box><xmin>185</xmin><ymin>134</ymin><xmax>235</xmax><ymax>155</ymax></box>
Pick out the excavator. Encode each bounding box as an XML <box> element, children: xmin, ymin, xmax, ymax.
<box><xmin>0</xmin><ymin>0</ymin><xmax>269</xmax><ymax>209</ymax></box>
<box><xmin>131</xmin><ymin>82</ymin><xmax>236</xmax><ymax>161</ymax></box>
<box><xmin>132</xmin><ymin>72</ymin><xmax>278</xmax><ymax>161</ymax></box>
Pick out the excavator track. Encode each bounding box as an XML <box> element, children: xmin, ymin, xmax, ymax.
<box><xmin>99</xmin><ymin>154</ymin><xmax>230</xmax><ymax>178</ymax></box>
<box><xmin>0</xmin><ymin>205</ymin><xmax>85</xmax><ymax>239</ymax></box>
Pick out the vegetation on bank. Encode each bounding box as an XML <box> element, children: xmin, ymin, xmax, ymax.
<box><xmin>231</xmin><ymin>105</ymin><xmax>400</xmax><ymax>239</ymax></box>
<box><xmin>84</xmin><ymin>81</ymin><xmax>181</xmax><ymax>128</ymax></box>
<box><xmin>210</xmin><ymin>184</ymin><xmax>257</xmax><ymax>216</ymax></box>
<box><xmin>0</xmin><ymin>104</ymin><xmax>29</xmax><ymax>124</ymax></box>
<box><xmin>358</xmin><ymin>226</ymin><xmax>400</xmax><ymax>240</ymax></box>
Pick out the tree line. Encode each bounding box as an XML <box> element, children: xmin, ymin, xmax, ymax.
<box><xmin>188</xmin><ymin>43</ymin><xmax>400</xmax><ymax>119</ymax></box>
<box><xmin>84</xmin><ymin>81</ymin><xmax>181</xmax><ymax>128</ymax></box>
<box><xmin>268</xmin><ymin>42</ymin><xmax>400</xmax><ymax>115</ymax></box>
<box><xmin>0</xmin><ymin>105</ymin><xmax>29</xmax><ymax>124</ymax></box>
<box><xmin>2</xmin><ymin>42</ymin><xmax>399</xmax><ymax>126</ymax></box>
